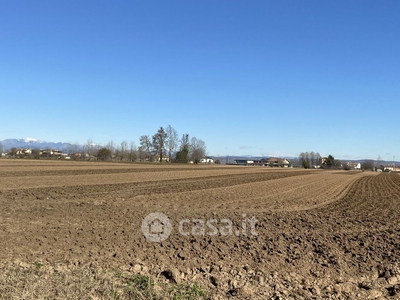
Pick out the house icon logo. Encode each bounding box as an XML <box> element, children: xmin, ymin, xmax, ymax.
<box><xmin>141</xmin><ymin>212</ymin><xmax>172</xmax><ymax>242</ymax></box>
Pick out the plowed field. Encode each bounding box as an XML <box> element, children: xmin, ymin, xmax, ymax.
<box><xmin>0</xmin><ymin>160</ymin><xmax>399</xmax><ymax>299</ymax></box>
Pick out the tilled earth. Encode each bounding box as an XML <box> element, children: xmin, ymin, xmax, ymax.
<box><xmin>0</xmin><ymin>160</ymin><xmax>399</xmax><ymax>299</ymax></box>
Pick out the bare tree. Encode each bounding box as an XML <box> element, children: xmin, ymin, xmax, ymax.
<box><xmin>189</xmin><ymin>137</ymin><xmax>206</xmax><ymax>163</ymax></box>
<box><xmin>138</xmin><ymin>146</ymin><xmax>146</xmax><ymax>162</ymax></box>
<box><xmin>376</xmin><ymin>155</ymin><xmax>381</xmax><ymax>170</ymax></box>
<box><xmin>165</xmin><ymin>125</ymin><xmax>178</xmax><ymax>163</ymax></box>
<box><xmin>67</xmin><ymin>142</ymin><xmax>79</xmax><ymax>156</ymax></box>
<box><xmin>86</xmin><ymin>139</ymin><xmax>94</xmax><ymax>159</ymax></box>
<box><xmin>107</xmin><ymin>140</ymin><xmax>115</xmax><ymax>160</ymax></box>
<box><xmin>120</xmin><ymin>140</ymin><xmax>128</xmax><ymax>161</ymax></box>
<box><xmin>153</xmin><ymin>127</ymin><xmax>167</xmax><ymax>162</ymax></box>
<box><xmin>129</xmin><ymin>141</ymin><xmax>137</xmax><ymax>162</ymax></box>
<box><xmin>94</xmin><ymin>143</ymin><xmax>102</xmax><ymax>157</ymax></box>
<box><xmin>310</xmin><ymin>151</ymin><xmax>315</xmax><ymax>167</ymax></box>
<box><xmin>114</xmin><ymin>144</ymin><xmax>121</xmax><ymax>161</ymax></box>
<box><xmin>315</xmin><ymin>152</ymin><xmax>322</xmax><ymax>167</ymax></box>
<box><xmin>139</xmin><ymin>135</ymin><xmax>153</xmax><ymax>162</ymax></box>
<box><xmin>362</xmin><ymin>160</ymin><xmax>375</xmax><ymax>171</ymax></box>
<box><xmin>299</xmin><ymin>151</ymin><xmax>322</xmax><ymax>168</ymax></box>
<box><xmin>291</xmin><ymin>156</ymin><xmax>301</xmax><ymax>168</ymax></box>
<box><xmin>10</xmin><ymin>147</ymin><xmax>17</xmax><ymax>157</ymax></box>
<box><xmin>31</xmin><ymin>148</ymin><xmax>41</xmax><ymax>159</ymax></box>
<box><xmin>0</xmin><ymin>142</ymin><xmax>4</xmax><ymax>154</ymax></box>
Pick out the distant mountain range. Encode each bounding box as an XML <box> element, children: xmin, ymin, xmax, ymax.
<box><xmin>0</xmin><ymin>138</ymin><xmax>76</xmax><ymax>151</ymax></box>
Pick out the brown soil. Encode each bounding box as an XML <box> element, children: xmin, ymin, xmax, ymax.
<box><xmin>0</xmin><ymin>160</ymin><xmax>399</xmax><ymax>299</ymax></box>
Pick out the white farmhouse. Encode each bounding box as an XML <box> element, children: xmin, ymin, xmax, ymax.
<box><xmin>200</xmin><ymin>157</ymin><xmax>214</xmax><ymax>164</ymax></box>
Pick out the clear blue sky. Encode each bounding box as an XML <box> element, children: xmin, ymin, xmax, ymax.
<box><xmin>1</xmin><ymin>1</ymin><xmax>399</xmax><ymax>160</ymax></box>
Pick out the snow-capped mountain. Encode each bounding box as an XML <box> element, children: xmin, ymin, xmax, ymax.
<box><xmin>0</xmin><ymin>138</ymin><xmax>77</xmax><ymax>151</ymax></box>
<box><xmin>23</xmin><ymin>137</ymin><xmax>44</xmax><ymax>143</ymax></box>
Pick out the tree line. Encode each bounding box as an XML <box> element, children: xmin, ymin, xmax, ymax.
<box><xmin>298</xmin><ymin>151</ymin><xmax>322</xmax><ymax>168</ymax></box>
<box><xmin>96</xmin><ymin>125</ymin><xmax>207</xmax><ymax>163</ymax></box>
<box><xmin>297</xmin><ymin>152</ymin><xmax>341</xmax><ymax>169</ymax></box>
<box><xmin>1</xmin><ymin>125</ymin><xmax>207</xmax><ymax>163</ymax></box>
<box><xmin>297</xmin><ymin>152</ymin><xmax>383</xmax><ymax>171</ymax></box>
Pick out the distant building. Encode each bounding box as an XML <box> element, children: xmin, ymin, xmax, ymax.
<box><xmin>200</xmin><ymin>157</ymin><xmax>214</xmax><ymax>164</ymax></box>
<box><xmin>345</xmin><ymin>162</ymin><xmax>362</xmax><ymax>170</ymax></box>
<box><xmin>234</xmin><ymin>158</ymin><xmax>290</xmax><ymax>167</ymax></box>
<box><xmin>384</xmin><ymin>166</ymin><xmax>394</xmax><ymax>172</ymax></box>
<box><xmin>40</xmin><ymin>149</ymin><xmax>63</xmax><ymax>157</ymax></box>
<box><xmin>16</xmin><ymin>148</ymin><xmax>32</xmax><ymax>155</ymax></box>
<box><xmin>235</xmin><ymin>159</ymin><xmax>250</xmax><ymax>165</ymax></box>
<box><xmin>265</xmin><ymin>158</ymin><xmax>290</xmax><ymax>167</ymax></box>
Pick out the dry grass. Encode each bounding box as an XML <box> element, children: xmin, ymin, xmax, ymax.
<box><xmin>0</xmin><ymin>262</ymin><xmax>209</xmax><ymax>300</ymax></box>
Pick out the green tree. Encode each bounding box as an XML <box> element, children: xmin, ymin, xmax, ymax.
<box><xmin>299</xmin><ymin>152</ymin><xmax>311</xmax><ymax>168</ymax></box>
<box><xmin>175</xmin><ymin>134</ymin><xmax>189</xmax><ymax>163</ymax></box>
<box><xmin>97</xmin><ymin>147</ymin><xmax>112</xmax><ymax>161</ymax></box>
<box><xmin>302</xmin><ymin>159</ymin><xmax>311</xmax><ymax>169</ymax></box>
<box><xmin>175</xmin><ymin>147</ymin><xmax>189</xmax><ymax>163</ymax></box>
<box><xmin>153</xmin><ymin>127</ymin><xmax>167</xmax><ymax>162</ymax></box>
<box><xmin>326</xmin><ymin>155</ymin><xmax>335</xmax><ymax>168</ymax></box>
